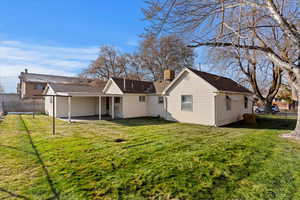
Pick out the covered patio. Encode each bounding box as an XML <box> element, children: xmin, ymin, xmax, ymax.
<box><xmin>44</xmin><ymin>83</ymin><xmax>123</xmax><ymax>122</ymax></box>
<box><xmin>63</xmin><ymin>95</ymin><xmax>123</xmax><ymax>122</ymax></box>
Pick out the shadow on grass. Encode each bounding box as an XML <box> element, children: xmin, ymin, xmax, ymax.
<box><xmin>122</xmin><ymin>141</ymin><xmax>154</xmax><ymax>149</ymax></box>
<box><xmin>112</xmin><ymin>117</ymin><xmax>174</xmax><ymax>127</ymax></box>
<box><xmin>226</xmin><ymin>116</ymin><xmax>296</xmax><ymax>131</ymax></box>
<box><xmin>0</xmin><ymin>144</ymin><xmax>36</xmax><ymax>155</ymax></box>
<box><xmin>0</xmin><ymin>188</ymin><xmax>30</xmax><ymax>200</ymax></box>
<box><xmin>19</xmin><ymin>115</ymin><xmax>60</xmax><ymax>200</ymax></box>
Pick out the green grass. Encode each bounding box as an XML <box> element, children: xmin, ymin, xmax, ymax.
<box><xmin>0</xmin><ymin>114</ymin><xmax>300</xmax><ymax>199</ymax></box>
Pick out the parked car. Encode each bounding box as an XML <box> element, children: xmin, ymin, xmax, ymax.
<box><xmin>254</xmin><ymin>105</ymin><xmax>280</xmax><ymax>114</ymax></box>
<box><xmin>255</xmin><ymin>107</ymin><xmax>265</xmax><ymax>113</ymax></box>
<box><xmin>272</xmin><ymin>105</ymin><xmax>280</xmax><ymax>113</ymax></box>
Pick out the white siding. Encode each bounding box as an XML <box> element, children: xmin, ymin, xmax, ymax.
<box><xmin>96</xmin><ymin>97</ymin><xmax>109</xmax><ymax>115</ymax></box>
<box><xmin>164</xmin><ymin>71</ymin><xmax>218</xmax><ymax>126</ymax></box>
<box><xmin>105</xmin><ymin>81</ymin><xmax>123</xmax><ymax>95</ymax></box>
<box><xmin>215</xmin><ymin>94</ymin><xmax>252</xmax><ymax>126</ymax></box>
<box><xmin>147</xmin><ymin>95</ymin><xmax>165</xmax><ymax>117</ymax></box>
<box><xmin>46</xmin><ymin>90</ymin><xmax>99</xmax><ymax>118</ymax></box>
<box><xmin>122</xmin><ymin>95</ymin><xmax>148</xmax><ymax>118</ymax></box>
<box><xmin>44</xmin><ymin>87</ymin><xmax>55</xmax><ymax>116</ymax></box>
<box><xmin>55</xmin><ymin>97</ymin><xmax>98</xmax><ymax>118</ymax></box>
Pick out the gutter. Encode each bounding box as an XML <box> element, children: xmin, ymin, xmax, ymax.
<box><xmin>214</xmin><ymin>90</ymin><xmax>253</xmax><ymax>95</ymax></box>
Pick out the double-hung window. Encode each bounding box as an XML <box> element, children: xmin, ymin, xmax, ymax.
<box><xmin>226</xmin><ymin>96</ymin><xmax>231</xmax><ymax>111</ymax></box>
<box><xmin>181</xmin><ymin>95</ymin><xmax>193</xmax><ymax>111</ymax></box>
<box><xmin>158</xmin><ymin>96</ymin><xmax>164</xmax><ymax>104</ymax></box>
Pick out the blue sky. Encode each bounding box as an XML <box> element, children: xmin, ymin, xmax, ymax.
<box><xmin>0</xmin><ymin>0</ymin><xmax>149</xmax><ymax>92</ymax></box>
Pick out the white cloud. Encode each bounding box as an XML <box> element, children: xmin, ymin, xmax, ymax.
<box><xmin>125</xmin><ymin>38</ymin><xmax>139</xmax><ymax>47</ymax></box>
<box><xmin>0</xmin><ymin>40</ymin><xmax>99</xmax><ymax>92</ymax></box>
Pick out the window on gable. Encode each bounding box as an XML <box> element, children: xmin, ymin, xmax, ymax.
<box><xmin>226</xmin><ymin>96</ymin><xmax>231</xmax><ymax>111</ymax></box>
<box><xmin>158</xmin><ymin>96</ymin><xmax>164</xmax><ymax>104</ymax></box>
<box><xmin>244</xmin><ymin>96</ymin><xmax>248</xmax><ymax>109</ymax></box>
<box><xmin>139</xmin><ymin>96</ymin><xmax>146</xmax><ymax>102</ymax></box>
<box><xmin>34</xmin><ymin>84</ymin><xmax>45</xmax><ymax>90</ymax></box>
<box><xmin>181</xmin><ymin>95</ymin><xmax>193</xmax><ymax>111</ymax></box>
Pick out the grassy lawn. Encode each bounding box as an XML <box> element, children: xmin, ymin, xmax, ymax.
<box><xmin>0</xmin><ymin>115</ymin><xmax>300</xmax><ymax>199</ymax></box>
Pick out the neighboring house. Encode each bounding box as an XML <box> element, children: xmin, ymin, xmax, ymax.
<box><xmin>18</xmin><ymin>69</ymin><xmax>91</xmax><ymax>99</ymax></box>
<box><xmin>44</xmin><ymin>68</ymin><xmax>252</xmax><ymax>126</ymax></box>
<box><xmin>273</xmin><ymin>85</ymin><xmax>298</xmax><ymax>112</ymax></box>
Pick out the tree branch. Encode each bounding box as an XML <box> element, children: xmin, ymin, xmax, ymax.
<box><xmin>265</xmin><ymin>0</ymin><xmax>300</xmax><ymax>45</ymax></box>
<box><xmin>188</xmin><ymin>42</ymin><xmax>297</xmax><ymax>71</ymax></box>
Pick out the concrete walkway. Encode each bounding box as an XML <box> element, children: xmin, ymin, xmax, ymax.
<box><xmin>59</xmin><ymin>115</ymin><xmax>113</xmax><ymax>122</ymax></box>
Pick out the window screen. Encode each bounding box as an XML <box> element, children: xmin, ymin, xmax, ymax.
<box><xmin>181</xmin><ymin>95</ymin><xmax>193</xmax><ymax>111</ymax></box>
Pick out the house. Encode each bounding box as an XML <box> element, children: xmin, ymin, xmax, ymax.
<box><xmin>18</xmin><ymin>69</ymin><xmax>91</xmax><ymax>99</ymax></box>
<box><xmin>44</xmin><ymin>68</ymin><xmax>252</xmax><ymax>126</ymax></box>
<box><xmin>273</xmin><ymin>85</ymin><xmax>298</xmax><ymax>112</ymax></box>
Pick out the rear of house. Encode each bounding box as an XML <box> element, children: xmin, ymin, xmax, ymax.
<box><xmin>163</xmin><ymin>68</ymin><xmax>252</xmax><ymax>126</ymax></box>
<box><xmin>103</xmin><ymin>77</ymin><xmax>169</xmax><ymax>119</ymax></box>
<box><xmin>44</xmin><ymin>67</ymin><xmax>252</xmax><ymax>126</ymax></box>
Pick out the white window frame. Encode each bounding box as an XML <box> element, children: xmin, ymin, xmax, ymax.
<box><xmin>226</xmin><ymin>95</ymin><xmax>231</xmax><ymax>111</ymax></box>
<box><xmin>181</xmin><ymin>95</ymin><xmax>193</xmax><ymax>112</ymax></box>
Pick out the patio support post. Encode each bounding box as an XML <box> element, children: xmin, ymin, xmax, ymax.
<box><xmin>68</xmin><ymin>96</ymin><xmax>71</xmax><ymax>123</ymax></box>
<box><xmin>112</xmin><ymin>96</ymin><xmax>115</xmax><ymax>119</ymax></box>
<box><xmin>53</xmin><ymin>96</ymin><xmax>55</xmax><ymax>135</ymax></box>
<box><xmin>99</xmin><ymin>96</ymin><xmax>101</xmax><ymax>120</ymax></box>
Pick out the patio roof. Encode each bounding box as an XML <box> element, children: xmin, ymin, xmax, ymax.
<box><xmin>46</xmin><ymin>82</ymin><xmax>108</xmax><ymax>97</ymax></box>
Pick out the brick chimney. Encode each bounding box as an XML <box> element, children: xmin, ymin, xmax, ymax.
<box><xmin>164</xmin><ymin>69</ymin><xmax>175</xmax><ymax>81</ymax></box>
<box><xmin>25</xmin><ymin>68</ymin><xmax>28</xmax><ymax>74</ymax></box>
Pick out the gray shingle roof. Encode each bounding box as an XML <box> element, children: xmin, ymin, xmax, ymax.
<box><xmin>20</xmin><ymin>72</ymin><xmax>90</xmax><ymax>84</ymax></box>
<box><xmin>111</xmin><ymin>78</ymin><xmax>170</xmax><ymax>94</ymax></box>
<box><xmin>48</xmin><ymin>83</ymin><xmax>104</xmax><ymax>94</ymax></box>
<box><xmin>112</xmin><ymin>78</ymin><xmax>156</xmax><ymax>94</ymax></box>
<box><xmin>188</xmin><ymin>68</ymin><xmax>252</xmax><ymax>94</ymax></box>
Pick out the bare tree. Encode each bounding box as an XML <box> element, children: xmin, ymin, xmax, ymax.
<box><xmin>81</xmin><ymin>46</ymin><xmax>129</xmax><ymax>80</ymax></box>
<box><xmin>144</xmin><ymin>0</ymin><xmax>300</xmax><ymax>136</ymax></box>
<box><xmin>127</xmin><ymin>53</ymin><xmax>147</xmax><ymax>80</ymax></box>
<box><xmin>136</xmin><ymin>34</ymin><xmax>195</xmax><ymax>80</ymax></box>
<box><xmin>210</xmin><ymin>47</ymin><xmax>282</xmax><ymax>113</ymax></box>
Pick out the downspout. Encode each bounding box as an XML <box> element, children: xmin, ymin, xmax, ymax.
<box><xmin>164</xmin><ymin>95</ymin><xmax>168</xmax><ymax>120</ymax></box>
<box><xmin>214</xmin><ymin>94</ymin><xmax>217</xmax><ymax>127</ymax></box>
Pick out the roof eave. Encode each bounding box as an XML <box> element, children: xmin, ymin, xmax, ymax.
<box><xmin>214</xmin><ymin>90</ymin><xmax>253</xmax><ymax>95</ymax></box>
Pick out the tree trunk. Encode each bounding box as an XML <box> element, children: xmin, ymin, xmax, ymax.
<box><xmin>291</xmin><ymin>91</ymin><xmax>300</xmax><ymax>136</ymax></box>
<box><xmin>264</xmin><ymin>100</ymin><xmax>273</xmax><ymax>114</ymax></box>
